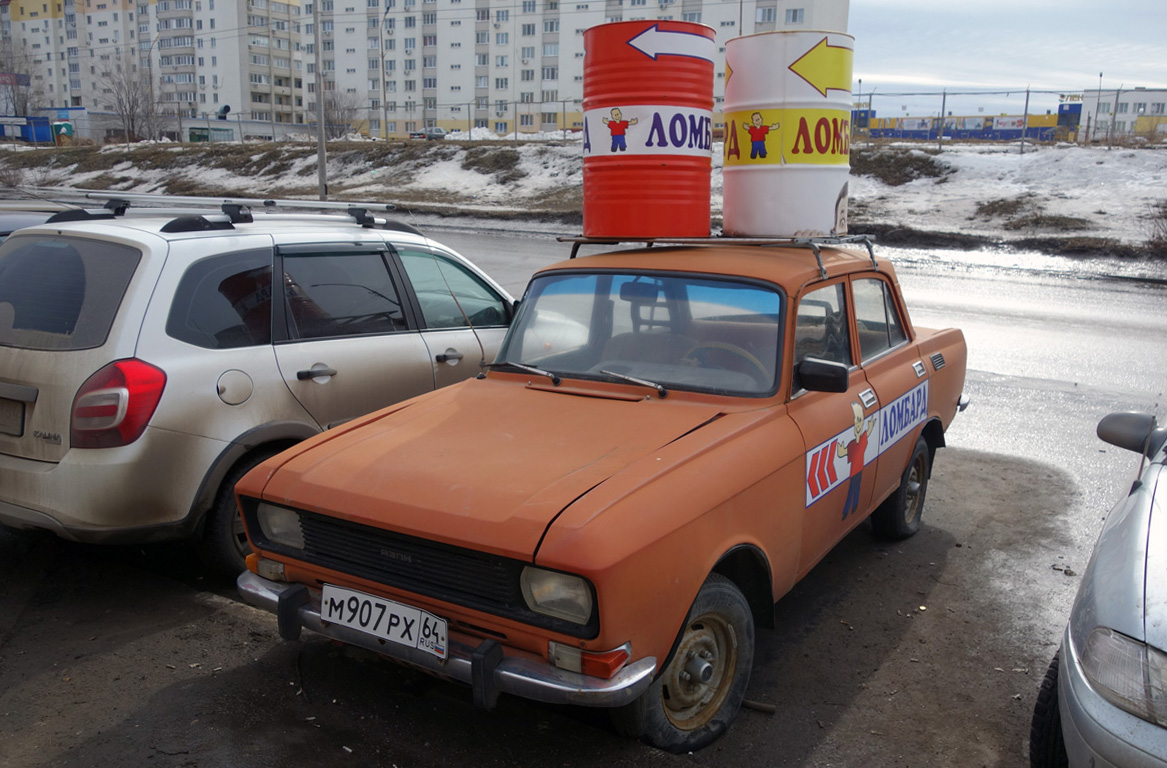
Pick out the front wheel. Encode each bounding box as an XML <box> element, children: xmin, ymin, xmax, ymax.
<box><xmin>610</xmin><ymin>573</ymin><xmax>754</xmax><ymax>753</ymax></box>
<box><xmin>871</xmin><ymin>436</ymin><xmax>930</xmax><ymax>539</ymax></box>
<box><xmin>1029</xmin><ymin>651</ymin><xmax>1068</xmax><ymax>768</ymax></box>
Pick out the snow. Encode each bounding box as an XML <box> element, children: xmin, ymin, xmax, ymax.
<box><xmin>5</xmin><ymin>137</ymin><xmax>1166</xmax><ymax>264</ymax></box>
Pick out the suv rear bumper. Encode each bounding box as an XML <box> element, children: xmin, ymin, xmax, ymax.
<box><xmin>237</xmin><ymin>570</ymin><xmax>657</xmax><ymax>709</ymax></box>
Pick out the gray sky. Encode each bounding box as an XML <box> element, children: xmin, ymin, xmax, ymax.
<box><xmin>848</xmin><ymin>0</ymin><xmax>1167</xmax><ymax>118</ymax></box>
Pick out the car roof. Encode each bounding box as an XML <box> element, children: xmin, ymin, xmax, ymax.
<box><xmin>536</xmin><ymin>241</ymin><xmax>889</xmax><ymax>292</ymax></box>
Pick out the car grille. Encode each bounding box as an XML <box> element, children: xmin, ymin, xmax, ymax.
<box><xmin>299</xmin><ymin>512</ymin><xmax>525</xmax><ymax>613</ymax></box>
<box><xmin>245</xmin><ymin>504</ymin><xmax>598</xmax><ymax>639</ymax></box>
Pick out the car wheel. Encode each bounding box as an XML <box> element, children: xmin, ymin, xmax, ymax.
<box><xmin>610</xmin><ymin>573</ymin><xmax>754</xmax><ymax>753</ymax></box>
<box><xmin>871</xmin><ymin>436</ymin><xmax>930</xmax><ymax>539</ymax></box>
<box><xmin>198</xmin><ymin>449</ymin><xmax>282</xmax><ymax>579</ymax></box>
<box><xmin>1030</xmin><ymin>651</ymin><xmax>1069</xmax><ymax>768</ymax></box>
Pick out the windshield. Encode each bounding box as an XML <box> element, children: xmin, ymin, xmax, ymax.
<box><xmin>496</xmin><ymin>271</ymin><xmax>783</xmax><ymax>396</ymax></box>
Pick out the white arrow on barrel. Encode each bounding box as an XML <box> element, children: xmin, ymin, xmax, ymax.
<box><xmin>627</xmin><ymin>24</ymin><xmax>716</xmax><ymax>63</ymax></box>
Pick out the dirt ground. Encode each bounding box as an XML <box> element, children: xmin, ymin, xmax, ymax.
<box><xmin>0</xmin><ymin>446</ymin><xmax>1080</xmax><ymax>768</ymax></box>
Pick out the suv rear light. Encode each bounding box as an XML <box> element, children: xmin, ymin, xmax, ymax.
<box><xmin>70</xmin><ymin>359</ymin><xmax>167</xmax><ymax>449</ymax></box>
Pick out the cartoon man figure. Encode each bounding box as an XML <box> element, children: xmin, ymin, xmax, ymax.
<box><xmin>742</xmin><ymin>111</ymin><xmax>780</xmax><ymax>159</ymax></box>
<box><xmin>837</xmin><ymin>402</ymin><xmax>877</xmax><ymax>520</ymax></box>
<box><xmin>602</xmin><ymin>107</ymin><xmax>638</xmax><ymax>152</ymax></box>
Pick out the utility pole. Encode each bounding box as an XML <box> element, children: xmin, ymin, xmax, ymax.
<box><xmin>313</xmin><ymin>1</ymin><xmax>327</xmax><ymax>199</ymax></box>
<box><xmin>937</xmin><ymin>90</ymin><xmax>946</xmax><ymax>152</ymax></box>
<box><xmin>1020</xmin><ymin>87</ymin><xmax>1030</xmax><ymax>155</ymax></box>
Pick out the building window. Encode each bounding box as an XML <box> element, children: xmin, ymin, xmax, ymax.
<box><xmin>495</xmin><ymin>77</ymin><xmax>508</xmax><ymax>89</ymax></box>
<box><xmin>785</xmin><ymin>8</ymin><xmax>804</xmax><ymax>23</ymax></box>
<box><xmin>495</xmin><ymin>9</ymin><xmax>508</xmax><ymax>21</ymax></box>
<box><xmin>543</xmin><ymin>19</ymin><xmax>559</xmax><ymax>32</ymax></box>
<box><xmin>522</xmin><ymin>23</ymin><xmax>536</xmax><ymax>35</ymax></box>
<box><xmin>541</xmin><ymin>66</ymin><xmax>557</xmax><ymax>80</ymax></box>
<box><xmin>542</xmin><ymin>43</ymin><xmax>558</xmax><ymax>55</ymax></box>
<box><xmin>755</xmin><ymin>7</ymin><xmax>775</xmax><ymax>22</ymax></box>
<box><xmin>682</xmin><ymin>11</ymin><xmax>701</xmax><ymax>22</ymax></box>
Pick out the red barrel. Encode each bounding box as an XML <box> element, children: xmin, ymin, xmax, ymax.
<box><xmin>582</xmin><ymin>21</ymin><xmax>716</xmax><ymax>238</ymax></box>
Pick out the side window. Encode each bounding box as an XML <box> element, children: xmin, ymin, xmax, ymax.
<box><xmin>794</xmin><ymin>282</ymin><xmax>850</xmax><ymax>366</ymax></box>
<box><xmin>167</xmin><ymin>249</ymin><xmax>273</xmax><ymax>349</ymax></box>
<box><xmin>852</xmin><ymin>278</ymin><xmax>907</xmax><ymax>362</ymax></box>
<box><xmin>280</xmin><ymin>251</ymin><xmax>406</xmax><ymax>340</ymax></box>
<box><xmin>398</xmin><ymin>248</ymin><xmax>508</xmax><ymax>329</ymax></box>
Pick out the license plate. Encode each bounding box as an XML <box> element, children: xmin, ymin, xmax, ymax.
<box><xmin>320</xmin><ymin>584</ymin><xmax>448</xmax><ymax>660</ymax></box>
<box><xmin>0</xmin><ymin>398</ymin><xmax>23</xmax><ymax>437</ymax></box>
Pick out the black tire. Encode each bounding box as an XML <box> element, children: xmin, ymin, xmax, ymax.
<box><xmin>198</xmin><ymin>449</ymin><xmax>282</xmax><ymax>579</ymax></box>
<box><xmin>871</xmin><ymin>436</ymin><xmax>930</xmax><ymax>539</ymax></box>
<box><xmin>1030</xmin><ymin>651</ymin><xmax>1069</xmax><ymax>768</ymax></box>
<box><xmin>609</xmin><ymin>573</ymin><xmax>754</xmax><ymax>753</ymax></box>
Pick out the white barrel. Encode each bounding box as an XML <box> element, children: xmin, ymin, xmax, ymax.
<box><xmin>722</xmin><ymin>30</ymin><xmax>854</xmax><ymax>237</ymax></box>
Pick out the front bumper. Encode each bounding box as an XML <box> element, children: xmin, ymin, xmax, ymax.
<box><xmin>1059</xmin><ymin>630</ymin><xmax>1167</xmax><ymax>768</ymax></box>
<box><xmin>237</xmin><ymin>570</ymin><xmax>657</xmax><ymax>709</ymax></box>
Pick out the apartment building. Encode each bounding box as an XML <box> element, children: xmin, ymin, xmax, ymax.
<box><xmin>1080</xmin><ymin>87</ymin><xmax>1167</xmax><ymax>143</ymax></box>
<box><xmin>1</xmin><ymin>0</ymin><xmax>847</xmax><ymax>139</ymax></box>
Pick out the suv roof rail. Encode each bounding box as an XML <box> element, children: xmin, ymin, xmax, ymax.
<box><xmin>558</xmin><ymin>234</ymin><xmax>878</xmax><ymax>277</ymax></box>
<box><xmin>160</xmin><ymin>214</ymin><xmax>237</xmax><ymax>233</ymax></box>
<box><xmin>85</xmin><ymin>192</ymin><xmax>418</xmax><ymax>233</ymax></box>
<box><xmin>45</xmin><ymin>208</ymin><xmax>119</xmax><ymax>224</ymax></box>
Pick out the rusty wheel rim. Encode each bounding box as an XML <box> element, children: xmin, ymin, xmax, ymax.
<box><xmin>661</xmin><ymin>612</ymin><xmax>738</xmax><ymax>730</ymax></box>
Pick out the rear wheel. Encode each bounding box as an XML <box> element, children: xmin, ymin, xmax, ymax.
<box><xmin>610</xmin><ymin>573</ymin><xmax>754</xmax><ymax>753</ymax></box>
<box><xmin>1029</xmin><ymin>651</ymin><xmax>1068</xmax><ymax>768</ymax></box>
<box><xmin>198</xmin><ymin>449</ymin><xmax>282</xmax><ymax>579</ymax></box>
<box><xmin>871</xmin><ymin>436</ymin><xmax>930</xmax><ymax>539</ymax></box>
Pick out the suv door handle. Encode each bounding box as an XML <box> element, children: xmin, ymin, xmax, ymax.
<box><xmin>297</xmin><ymin>366</ymin><xmax>338</xmax><ymax>380</ymax></box>
<box><xmin>436</xmin><ymin>350</ymin><xmax>463</xmax><ymax>364</ymax></box>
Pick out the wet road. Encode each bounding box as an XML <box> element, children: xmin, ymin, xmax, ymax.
<box><xmin>1</xmin><ymin>230</ymin><xmax>1165</xmax><ymax>767</ymax></box>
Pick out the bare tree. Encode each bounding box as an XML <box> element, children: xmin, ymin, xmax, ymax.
<box><xmin>315</xmin><ymin>90</ymin><xmax>367</xmax><ymax>139</ymax></box>
<box><xmin>99</xmin><ymin>50</ymin><xmax>163</xmax><ymax>141</ymax></box>
<box><xmin>0</xmin><ymin>40</ymin><xmax>49</xmax><ymax>116</ymax></box>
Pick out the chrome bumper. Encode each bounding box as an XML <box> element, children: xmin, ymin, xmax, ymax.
<box><xmin>237</xmin><ymin>570</ymin><xmax>656</xmax><ymax>709</ymax></box>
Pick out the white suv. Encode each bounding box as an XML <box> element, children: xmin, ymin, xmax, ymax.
<box><xmin>0</xmin><ymin>198</ymin><xmax>513</xmax><ymax>575</ymax></box>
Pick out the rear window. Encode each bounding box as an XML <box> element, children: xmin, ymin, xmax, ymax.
<box><xmin>0</xmin><ymin>235</ymin><xmax>141</xmax><ymax>351</ymax></box>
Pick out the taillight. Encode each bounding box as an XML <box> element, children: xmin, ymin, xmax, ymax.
<box><xmin>70</xmin><ymin>359</ymin><xmax>167</xmax><ymax>449</ymax></box>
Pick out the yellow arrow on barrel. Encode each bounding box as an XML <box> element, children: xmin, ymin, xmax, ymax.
<box><xmin>788</xmin><ymin>37</ymin><xmax>853</xmax><ymax>98</ymax></box>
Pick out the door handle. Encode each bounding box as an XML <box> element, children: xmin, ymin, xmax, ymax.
<box><xmin>297</xmin><ymin>366</ymin><xmax>338</xmax><ymax>380</ymax></box>
<box><xmin>436</xmin><ymin>350</ymin><xmax>464</xmax><ymax>364</ymax></box>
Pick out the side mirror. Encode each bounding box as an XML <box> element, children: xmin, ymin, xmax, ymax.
<box><xmin>1097</xmin><ymin>411</ymin><xmax>1165</xmax><ymax>456</ymax></box>
<box><xmin>797</xmin><ymin>357</ymin><xmax>849</xmax><ymax>393</ymax></box>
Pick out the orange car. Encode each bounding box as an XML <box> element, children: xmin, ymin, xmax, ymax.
<box><xmin>236</xmin><ymin>239</ymin><xmax>968</xmax><ymax>752</ymax></box>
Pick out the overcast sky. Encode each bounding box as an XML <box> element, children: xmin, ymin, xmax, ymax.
<box><xmin>847</xmin><ymin>0</ymin><xmax>1167</xmax><ymax>117</ymax></box>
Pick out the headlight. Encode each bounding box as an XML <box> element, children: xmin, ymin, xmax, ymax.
<box><xmin>1081</xmin><ymin>627</ymin><xmax>1167</xmax><ymax>727</ymax></box>
<box><xmin>520</xmin><ymin>567</ymin><xmax>593</xmax><ymax>625</ymax></box>
<box><xmin>256</xmin><ymin>503</ymin><xmax>306</xmax><ymax>550</ymax></box>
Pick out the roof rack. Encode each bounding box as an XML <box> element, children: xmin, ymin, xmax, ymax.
<box><xmin>82</xmin><ymin>192</ymin><xmax>422</xmax><ymax>235</ymax></box>
<box><xmin>557</xmin><ymin>234</ymin><xmax>878</xmax><ymax>278</ymax></box>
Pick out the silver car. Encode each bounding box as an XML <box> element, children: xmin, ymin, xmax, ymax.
<box><xmin>1031</xmin><ymin>411</ymin><xmax>1167</xmax><ymax>768</ymax></box>
<box><xmin>0</xmin><ymin>200</ymin><xmax>512</xmax><ymax>576</ymax></box>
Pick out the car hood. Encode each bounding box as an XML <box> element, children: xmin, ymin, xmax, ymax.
<box><xmin>1145</xmin><ymin>465</ymin><xmax>1167</xmax><ymax>650</ymax></box>
<box><xmin>255</xmin><ymin>378</ymin><xmax>725</xmax><ymax>561</ymax></box>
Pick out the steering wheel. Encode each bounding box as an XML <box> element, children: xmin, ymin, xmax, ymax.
<box><xmin>683</xmin><ymin>342</ymin><xmax>770</xmax><ymax>386</ymax></box>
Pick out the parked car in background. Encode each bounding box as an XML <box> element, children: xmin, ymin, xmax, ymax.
<box><xmin>409</xmin><ymin>126</ymin><xmax>448</xmax><ymax>140</ymax></box>
<box><xmin>0</xmin><ymin>196</ymin><xmax>513</xmax><ymax>575</ymax></box>
<box><xmin>237</xmin><ymin>237</ymin><xmax>968</xmax><ymax>751</ymax></box>
<box><xmin>1031</xmin><ymin>411</ymin><xmax>1167</xmax><ymax>768</ymax></box>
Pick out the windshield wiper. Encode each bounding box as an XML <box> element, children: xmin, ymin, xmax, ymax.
<box><xmin>484</xmin><ymin>361</ymin><xmax>561</xmax><ymax>386</ymax></box>
<box><xmin>600</xmin><ymin>369</ymin><xmax>668</xmax><ymax>399</ymax></box>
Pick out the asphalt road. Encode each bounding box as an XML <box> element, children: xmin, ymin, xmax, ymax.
<box><xmin>0</xmin><ymin>232</ymin><xmax>1164</xmax><ymax>767</ymax></box>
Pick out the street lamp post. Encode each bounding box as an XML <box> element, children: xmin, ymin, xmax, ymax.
<box><xmin>380</xmin><ymin>6</ymin><xmax>390</xmax><ymax>139</ymax></box>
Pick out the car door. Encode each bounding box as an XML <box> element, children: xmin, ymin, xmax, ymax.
<box><xmin>787</xmin><ymin>280</ymin><xmax>883</xmax><ymax>573</ymax></box>
<box><xmin>271</xmin><ymin>243</ymin><xmax>436</xmax><ymax>429</ymax></box>
<box><xmin>851</xmin><ymin>275</ymin><xmax>929</xmax><ymax>508</ymax></box>
<box><xmin>395</xmin><ymin>245</ymin><xmax>511</xmax><ymax>389</ymax></box>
